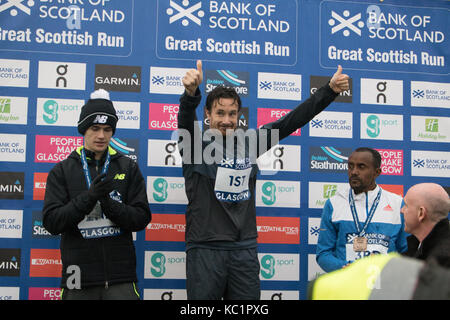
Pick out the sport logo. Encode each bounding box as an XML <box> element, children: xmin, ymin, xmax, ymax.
<box><xmin>260</xmin><ymin>255</ymin><xmax>275</xmax><ymax>279</ymax></box>
<box><xmin>166</xmin><ymin>0</ymin><xmax>204</xmax><ymax>27</ymax></box>
<box><xmin>150</xmin><ymin>252</ymin><xmax>166</xmax><ymax>277</ymax></box>
<box><xmin>366</xmin><ymin>115</ymin><xmax>380</xmax><ymax>138</ymax></box>
<box><xmin>42</xmin><ymin>100</ymin><xmax>58</xmax><ymax>124</ymax></box>
<box><xmin>261</xmin><ymin>181</ymin><xmax>276</xmax><ymax>206</ymax></box>
<box><xmin>328</xmin><ymin>10</ymin><xmax>364</xmax><ymax>37</ymax></box>
<box><xmin>153</xmin><ymin>178</ymin><xmax>168</xmax><ymax>202</ymax></box>
<box><xmin>0</xmin><ymin>0</ymin><xmax>34</xmax><ymax>16</ymax></box>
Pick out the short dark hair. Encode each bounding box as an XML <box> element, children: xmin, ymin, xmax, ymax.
<box><xmin>353</xmin><ymin>147</ymin><xmax>382</xmax><ymax>169</ymax></box>
<box><xmin>205</xmin><ymin>86</ymin><xmax>241</xmax><ymax>112</ymax></box>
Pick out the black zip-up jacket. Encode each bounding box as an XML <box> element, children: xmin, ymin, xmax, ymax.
<box><xmin>43</xmin><ymin>146</ymin><xmax>151</xmax><ymax>288</ymax></box>
<box><xmin>403</xmin><ymin>218</ymin><xmax>450</xmax><ymax>268</ymax></box>
<box><xmin>177</xmin><ymin>83</ymin><xmax>338</xmax><ymax>246</ymax></box>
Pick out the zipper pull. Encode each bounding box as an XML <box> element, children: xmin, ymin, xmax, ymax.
<box><xmin>105</xmin><ymin>281</ymin><xmax>109</xmax><ymax>289</ymax></box>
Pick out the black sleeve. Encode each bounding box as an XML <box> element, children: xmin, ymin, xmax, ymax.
<box><xmin>100</xmin><ymin>160</ymin><xmax>151</xmax><ymax>232</ymax></box>
<box><xmin>177</xmin><ymin>89</ymin><xmax>202</xmax><ymax>164</ymax></box>
<box><xmin>42</xmin><ymin>163</ymin><xmax>97</xmax><ymax>235</ymax></box>
<box><xmin>257</xmin><ymin>83</ymin><xmax>338</xmax><ymax>156</ymax></box>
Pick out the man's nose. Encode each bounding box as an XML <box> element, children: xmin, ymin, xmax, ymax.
<box><xmin>97</xmin><ymin>129</ymin><xmax>106</xmax><ymax>138</ymax></box>
<box><xmin>223</xmin><ymin>115</ymin><xmax>233</xmax><ymax>125</ymax></box>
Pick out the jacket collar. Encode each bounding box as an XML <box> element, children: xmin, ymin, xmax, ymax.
<box><xmin>407</xmin><ymin>218</ymin><xmax>450</xmax><ymax>258</ymax></box>
<box><xmin>75</xmin><ymin>146</ymin><xmax>117</xmax><ymax>161</ymax></box>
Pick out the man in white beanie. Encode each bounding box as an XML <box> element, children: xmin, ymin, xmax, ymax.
<box><xmin>43</xmin><ymin>89</ymin><xmax>151</xmax><ymax>300</ymax></box>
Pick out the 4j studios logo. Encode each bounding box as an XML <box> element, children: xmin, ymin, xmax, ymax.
<box><xmin>166</xmin><ymin>0</ymin><xmax>204</xmax><ymax>27</ymax></box>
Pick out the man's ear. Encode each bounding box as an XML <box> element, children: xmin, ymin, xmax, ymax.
<box><xmin>418</xmin><ymin>206</ymin><xmax>427</xmax><ymax>223</ymax></box>
<box><xmin>375</xmin><ymin>167</ymin><xmax>381</xmax><ymax>179</ymax></box>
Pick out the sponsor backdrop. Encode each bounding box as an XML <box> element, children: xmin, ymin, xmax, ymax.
<box><xmin>0</xmin><ymin>0</ymin><xmax>448</xmax><ymax>300</ymax></box>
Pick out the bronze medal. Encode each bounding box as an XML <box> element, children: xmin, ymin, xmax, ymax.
<box><xmin>353</xmin><ymin>236</ymin><xmax>367</xmax><ymax>252</ymax></box>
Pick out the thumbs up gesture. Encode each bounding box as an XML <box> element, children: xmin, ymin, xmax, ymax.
<box><xmin>182</xmin><ymin>60</ymin><xmax>203</xmax><ymax>96</ymax></box>
<box><xmin>329</xmin><ymin>65</ymin><xmax>350</xmax><ymax>94</ymax></box>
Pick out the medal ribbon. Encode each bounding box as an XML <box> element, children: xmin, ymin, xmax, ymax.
<box><xmin>349</xmin><ymin>188</ymin><xmax>382</xmax><ymax>237</ymax></box>
<box><xmin>80</xmin><ymin>147</ymin><xmax>111</xmax><ymax>189</ymax></box>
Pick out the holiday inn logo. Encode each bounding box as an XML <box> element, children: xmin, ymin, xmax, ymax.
<box><xmin>425</xmin><ymin>118</ymin><xmax>438</xmax><ymax>132</ymax></box>
<box><xmin>323</xmin><ymin>184</ymin><xmax>337</xmax><ymax>199</ymax></box>
<box><xmin>411</xmin><ymin>116</ymin><xmax>449</xmax><ymax>143</ymax></box>
<box><xmin>0</xmin><ymin>98</ymin><xmax>11</xmax><ymax>113</ymax></box>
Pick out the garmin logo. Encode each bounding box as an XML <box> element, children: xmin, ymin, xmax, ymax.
<box><xmin>95</xmin><ymin>64</ymin><xmax>141</xmax><ymax>92</ymax></box>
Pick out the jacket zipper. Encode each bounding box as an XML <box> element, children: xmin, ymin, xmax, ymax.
<box><xmin>102</xmin><ymin>238</ymin><xmax>109</xmax><ymax>289</ymax></box>
<box><xmin>96</xmin><ymin>160</ymin><xmax>110</xmax><ymax>289</ymax></box>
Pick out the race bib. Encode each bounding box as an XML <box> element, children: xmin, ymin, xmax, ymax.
<box><xmin>345</xmin><ymin>233</ymin><xmax>390</xmax><ymax>263</ymax></box>
<box><xmin>78</xmin><ymin>191</ymin><xmax>122</xmax><ymax>239</ymax></box>
<box><xmin>214</xmin><ymin>158</ymin><xmax>252</xmax><ymax>202</ymax></box>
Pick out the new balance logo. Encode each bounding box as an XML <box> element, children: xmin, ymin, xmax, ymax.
<box><xmin>328</xmin><ymin>10</ymin><xmax>365</xmax><ymax>37</ymax></box>
<box><xmin>93</xmin><ymin>115</ymin><xmax>108</xmax><ymax>124</ymax></box>
<box><xmin>114</xmin><ymin>173</ymin><xmax>125</xmax><ymax>180</ymax></box>
<box><xmin>166</xmin><ymin>0</ymin><xmax>204</xmax><ymax>27</ymax></box>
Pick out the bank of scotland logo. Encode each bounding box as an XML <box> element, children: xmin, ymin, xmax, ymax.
<box><xmin>412</xmin><ymin>90</ymin><xmax>425</xmax><ymax>98</ymax></box>
<box><xmin>311</xmin><ymin>119</ymin><xmax>323</xmax><ymax>128</ymax></box>
<box><xmin>166</xmin><ymin>0</ymin><xmax>204</xmax><ymax>27</ymax></box>
<box><xmin>328</xmin><ymin>10</ymin><xmax>364</xmax><ymax>36</ymax></box>
<box><xmin>309</xmin><ymin>226</ymin><xmax>320</xmax><ymax>237</ymax></box>
<box><xmin>152</xmin><ymin>75</ymin><xmax>165</xmax><ymax>86</ymax></box>
<box><xmin>259</xmin><ymin>81</ymin><xmax>272</xmax><ymax>91</ymax></box>
<box><xmin>413</xmin><ymin>159</ymin><xmax>425</xmax><ymax>168</ymax></box>
<box><xmin>0</xmin><ymin>0</ymin><xmax>34</xmax><ymax>16</ymax></box>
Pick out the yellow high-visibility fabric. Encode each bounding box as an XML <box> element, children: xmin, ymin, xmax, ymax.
<box><xmin>312</xmin><ymin>253</ymin><xmax>399</xmax><ymax>300</ymax></box>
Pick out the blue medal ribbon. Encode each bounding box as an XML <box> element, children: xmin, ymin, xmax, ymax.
<box><xmin>348</xmin><ymin>187</ymin><xmax>382</xmax><ymax>237</ymax></box>
<box><xmin>80</xmin><ymin>147</ymin><xmax>111</xmax><ymax>189</ymax></box>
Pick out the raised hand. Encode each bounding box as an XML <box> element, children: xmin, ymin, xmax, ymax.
<box><xmin>182</xmin><ymin>60</ymin><xmax>203</xmax><ymax>96</ymax></box>
<box><xmin>329</xmin><ymin>65</ymin><xmax>350</xmax><ymax>94</ymax></box>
